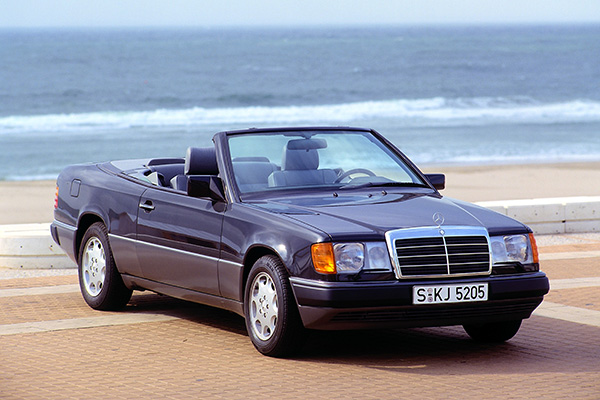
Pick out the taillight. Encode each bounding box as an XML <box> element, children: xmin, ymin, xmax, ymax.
<box><xmin>54</xmin><ymin>186</ymin><xmax>59</xmax><ymax>209</ymax></box>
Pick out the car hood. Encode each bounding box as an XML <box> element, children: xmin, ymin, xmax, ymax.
<box><xmin>248</xmin><ymin>190</ymin><xmax>527</xmax><ymax>240</ymax></box>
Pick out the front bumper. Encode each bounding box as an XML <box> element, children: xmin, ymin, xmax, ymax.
<box><xmin>290</xmin><ymin>272</ymin><xmax>549</xmax><ymax>330</ymax></box>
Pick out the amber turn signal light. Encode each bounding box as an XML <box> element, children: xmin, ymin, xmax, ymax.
<box><xmin>311</xmin><ymin>243</ymin><xmax>336</xmax><ymax>274</ymax></box>
<box><xmin>529</xmin><ymin>233</ymin><xmax>539</xmax><ymax>264</ymax></box>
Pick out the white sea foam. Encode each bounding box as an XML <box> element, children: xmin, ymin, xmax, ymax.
<box><xmin>2</xmin><ymin>97</ymin><xmax>600</xmax><ymax>134</ymax></box>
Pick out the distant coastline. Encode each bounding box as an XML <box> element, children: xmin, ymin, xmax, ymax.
<box><xmin>2</xmin><ymin>26</ymin><xmax>599</xmax><ymax>180</ymax></box>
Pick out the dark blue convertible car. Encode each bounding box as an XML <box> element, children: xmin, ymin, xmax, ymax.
<box><xmin>51</xmin><ymin>127</ymin><xmax>549</xmax><ymax>356</ymax></box>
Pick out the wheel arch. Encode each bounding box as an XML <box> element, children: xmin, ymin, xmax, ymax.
<box><xmin>241</xmin><ymin>246</ymin><xmax>284</xmax><ymax>300</ymax></box>
<box><xmin>75</xmin><ymin>213</ymin><xmax>106</xmax><ymax>260</ymax></box>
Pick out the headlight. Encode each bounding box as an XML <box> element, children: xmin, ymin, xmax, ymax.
<box><xmin>490</xmin><ymin>233</ymin><xmax>538</xmax><ymax>265</ymax></box>
<box><xmin>365</xmin><ymin>242</ymin><xmax>393</xmax><ymax>271</ymax></box>
<box><xmin>334</xmin><ymin>243</ymin><xmax>364</xmax><ymax>272</ymax></box>
<box><xmin>311</xmin><ymin>242</ymin><xmax>392</xmax><ymax>274</ymax></box>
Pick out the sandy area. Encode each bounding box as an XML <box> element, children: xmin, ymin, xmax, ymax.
<box><xmin>422</xmin><ymin>161</ymin><xmax>600</xmax><ymax>202</ymax></box>
<box><xmin>0</xmin><ymin>161</ymin><xmax>598</xmax><ymax>225</ymax></box>
<box><xmin>0</xmin><ymin>180</ymin><xmax>57</xmax><ymax>224</ymax></box>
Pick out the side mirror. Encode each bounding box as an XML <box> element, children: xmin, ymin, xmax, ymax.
<box><xmin>424</xmin><ymin>173</ymin><xmax>445</xmax><ymax>191</ymax></box>
<box><xmin>187</xmin><ymin>176</ymin><xmax>226</xmax><ymax>202</ymax></box>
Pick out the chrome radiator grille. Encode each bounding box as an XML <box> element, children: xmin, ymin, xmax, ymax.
<box><xmin>386</xmin><ymin>227</ymin><xmax>491</xmax><ymax>279</ymax></box>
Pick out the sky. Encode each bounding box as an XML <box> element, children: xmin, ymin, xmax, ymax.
<box><xmin>1</xmin><ymin>0</ymin><xmax>600</xmax><ymax>28</ymax></box>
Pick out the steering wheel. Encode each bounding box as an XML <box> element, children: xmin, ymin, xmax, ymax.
<box><xmin>334</xmin><ymin>168</ymin><xmax>376</xmax><ymax>183</ymax></box>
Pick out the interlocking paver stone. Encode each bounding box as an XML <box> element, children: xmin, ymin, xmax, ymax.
<box><xmin>1</xmin><ymin>242</ymin><xmax>599</xmax><ymax>399</ymax></box>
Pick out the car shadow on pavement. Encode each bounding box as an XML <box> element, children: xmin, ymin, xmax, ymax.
<box><xmin>296</xmin><ymin>319</ymin><xmax>600</xmax><ymax>375</ymax></box>
<box><xmin>122</xmin><ymin>292</ymin><xmax>599</xmax><ymax>375</ymax></box>
<box><xmin>124</xmin><ymin>292</ymin><xmax>248</xmax><ymax>336</ymax></box>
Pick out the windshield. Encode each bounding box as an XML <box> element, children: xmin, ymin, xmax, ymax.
<box><xmin>227</xmin><ymin>130</ymin><xmax>425</xmax><ymax>194</ymax></box>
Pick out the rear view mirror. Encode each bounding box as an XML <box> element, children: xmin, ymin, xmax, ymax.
<box><xmin>187</xmin><ymin>176</ymin><xmax>226</xmax><ymax>202</ymax></box>
<box><xmin>425</xmin><ymin>173</ymin><xmax>445</xmax><ymax>191</ymax></box>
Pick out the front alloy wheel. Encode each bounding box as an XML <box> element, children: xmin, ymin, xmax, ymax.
<box><xmin>249</xmin><ymin>272</ymin><xmax>279</xmax><ymax>341</ymax></box>
<box><xmin>244</xmin><ymin>255</ymin><xmax>304</xmax><ymax>357</ymax></box>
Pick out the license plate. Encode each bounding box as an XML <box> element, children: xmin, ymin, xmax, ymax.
<box><xmin>413</xmin><ymin>283</ymin><xmax>488</xmax><ymax>305</ymax></box>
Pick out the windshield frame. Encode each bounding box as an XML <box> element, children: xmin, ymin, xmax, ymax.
<box><xmin>217</xmin><ymin>127</ymin><xmax>434</xmax><ymax>201</ymax></box>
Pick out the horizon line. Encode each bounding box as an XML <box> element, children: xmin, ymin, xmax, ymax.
<box><xmin>2</xmin><ymin>21</ymin><xmax>600</xmax><ymax>30</ymax></box>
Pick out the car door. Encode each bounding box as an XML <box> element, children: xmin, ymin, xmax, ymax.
<box><xmin>135</xmin><ymin>187</ymin><xmax>224</xmax><ymax>296</ymax></box>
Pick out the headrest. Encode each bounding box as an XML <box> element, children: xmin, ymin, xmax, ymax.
<box><xmin>283</xmin><ymin>147</ymin><xmax>319</xmax><ymax>171</ymax></box>
<box><xmin>185</xmin><ymin>147</ymin><xmax>218</xmax><ymax>175</ymax></box>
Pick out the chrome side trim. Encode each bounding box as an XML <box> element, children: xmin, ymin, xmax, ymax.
<box><xmin>289</xmin><ymin>277</ymin><xmax>338</xmax><ymax>288</ymax></box>
<box><xmin>107</xmin><ymin>233</ymin><xmax>243</xmax><ymax>268</ymax></box>
<box><xmin>52</xmin><ymin>219</ymin><xmax>76</xmax><ymax>232</ymax></box>
<box><xmin>108</xmin><ymin>233</ymin><xmax>136</xmax><ymax>244</ymax></box>
<box><xmin>289</xmin><ymin>277</ymin><xmax>394</xmax><ymax>289</ymax></box>
<box><xmin>120</xmin><ymin>274</ymin><xmax>244</xmax><ymax>316</ymax></box>
<box><xmin>219</xmin><ymin>258</ymin><xmax>244</xmax><ymax>268</ymax></box>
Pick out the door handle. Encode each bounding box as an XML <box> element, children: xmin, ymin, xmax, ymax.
<box><xmin>139</xmin><ymin>200</ymin><xmax>155</xmax><ymax>212</ymax></box>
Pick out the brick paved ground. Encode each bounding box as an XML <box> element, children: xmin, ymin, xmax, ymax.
<box><xmin>1</xmin><ymin>235</ymin><xmax>599</xmax><ymax>399</ymax></box>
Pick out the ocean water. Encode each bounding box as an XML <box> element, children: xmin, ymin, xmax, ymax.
<box><xmin>1</xmin><ymin>25</ymin><xmax>599</xmax><ymax>180</ymax></box>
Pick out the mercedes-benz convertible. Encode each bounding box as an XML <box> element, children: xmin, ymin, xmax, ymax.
<box><xmin>51</xmin><ymin>126</ymin><xmax>549</xmax><ymax>357</ymax></box>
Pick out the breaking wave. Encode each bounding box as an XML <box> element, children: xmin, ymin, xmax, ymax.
<box><xmin>2</xmin><ymin>97</ymin><xmax>600</xmax><ymax>134</ymax></box>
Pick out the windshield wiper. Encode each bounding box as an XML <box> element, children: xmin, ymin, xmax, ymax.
<box><xmin>340</xmin><ymin>181</ymin><xmax>430</xmax><ymax>190</ymax></box>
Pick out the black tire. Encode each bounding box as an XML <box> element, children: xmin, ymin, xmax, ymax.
<box><xmin>463</xmin><ymin>319</ymin><xmax>522</xmax><ymax>342</ymax></box>
<box><xmin>244</xmin><ymin>255</ymin><xmax>305</xmax><ymax>357</ymax></box>
<box><xmin>78</xmin><ymin>222</ymin><xmax>132</xmax><ymax>311</ymax></box>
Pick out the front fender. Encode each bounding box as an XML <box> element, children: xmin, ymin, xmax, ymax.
<box><xmin>219</xmin><ymin>203</ymin><xmax>330</xmax><ymax>302</ymax></box>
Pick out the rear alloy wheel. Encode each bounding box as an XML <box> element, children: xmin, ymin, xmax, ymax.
<box><xmin>244</xmin><ymin>255</ymin><xmax>304</xmax><ymax>357</ymax></box>
<box><xmin>81</xmin><ymin>236</ymin><xmax>106</xmax><ymax>297</ymax></box>
<box><xmin>463</xmin><ymin>319</ymin><xmax>522</xmax><ymax>342</ymax></box>
<box><xmin>78</xmin><ymin>222</ymin><xmax>132</xmax><ymax>310</ymax></box>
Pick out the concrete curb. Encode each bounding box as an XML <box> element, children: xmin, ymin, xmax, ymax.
<box><xmin>476</xmin><ymin>196</ymin><xmax>600</xmax><ymax>235</ymax></box>
<box><xmin>0</xmin><ymin>223</ymin><xmax>75</xmax><ymax>269</ymax></box>
<box><xmin>0</xmin><ymin>196</ymin><xmax>599</xmax><ymax>269</ymax></box>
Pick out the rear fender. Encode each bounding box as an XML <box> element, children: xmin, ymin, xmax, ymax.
<box><xmin>75</xmin><ymin>211</ymin><xmax>108</xmax><ymax>260</ymax></box>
